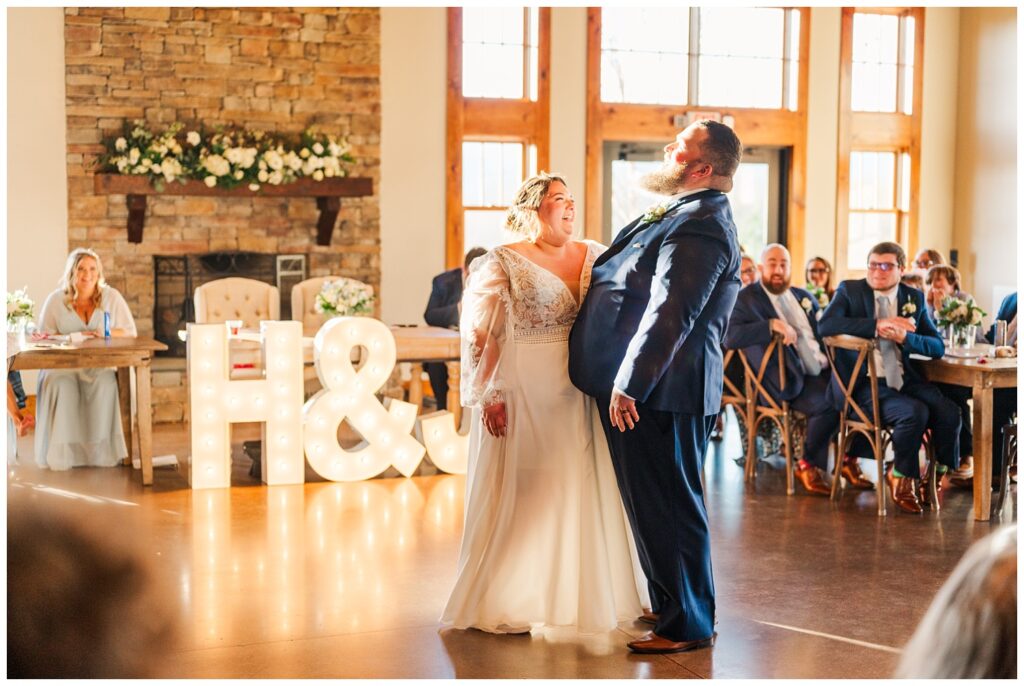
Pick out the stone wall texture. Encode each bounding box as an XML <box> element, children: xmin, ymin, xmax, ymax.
<box><xmin>64</xmin><ymin>7</ymin><xmax>381</xmax><ymax>338</ymax></box>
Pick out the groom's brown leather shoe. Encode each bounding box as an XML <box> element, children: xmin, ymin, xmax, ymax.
<box><xmin>638</xmin><ymin>610</ymin><xmax>659</xmax><ymax>625</ymax></box>
<box><xmin>627</xmin><ymin>631</ymin><xmax>716</xmax><ymax>654</ymax></box>
<box><xmin>795</xmin><ymin>466</ymin><xmax>831</xmax><ymax>496</ymax></box>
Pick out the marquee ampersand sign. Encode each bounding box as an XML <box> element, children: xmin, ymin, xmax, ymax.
<box><xmin>302</xmin><ymin>317</ymin><xmax>425</xmax><ymax>481</ymax></box>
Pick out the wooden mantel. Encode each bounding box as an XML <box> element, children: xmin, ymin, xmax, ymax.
<box><xmin>93</xmin><ymin>174</ymin><xmax>374</xmax><ymax>246</ymax></box>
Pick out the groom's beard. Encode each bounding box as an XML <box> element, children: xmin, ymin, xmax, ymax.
<box><xmin>640</xmin><ymin>161</ymin><xmax>694</xmax><ymax>196</ymax></box>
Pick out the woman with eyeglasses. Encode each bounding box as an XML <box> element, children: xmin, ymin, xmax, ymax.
<box><xmin>912</xmin><ymin>248</ymin><xmax>946</xmax><ymax>275</ymax></box>
<box><xmin>804</xmin><ymin>256</ymin><xmax>834</xmax><ymax>309</ymax></box>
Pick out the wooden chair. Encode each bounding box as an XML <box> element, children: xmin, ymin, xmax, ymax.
<box><xmin>721</xmin><ymin>347</ymin><xmax>753</xmax><ymax>455</ymax></box>
<box><xmin>993</xmin><ymin>421</ymin><xmax>1017</xmax><ymax>517</ymax></box>
<box><xmin>738</xmin><ymin>334</ymin><xmax>797</xmax><ymax>495</ymax></box>
<box><xmin>823</xmin><ymin>335</ymin><xmax>939</xmax><ymax>516</ymax></box>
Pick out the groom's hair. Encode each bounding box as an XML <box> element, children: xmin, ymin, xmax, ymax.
<box><xmin>695</xmin><ymin>120</ymin><xmax>742</xmax><ymax>180</ymax></box>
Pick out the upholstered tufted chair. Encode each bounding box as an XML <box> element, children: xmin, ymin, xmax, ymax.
<box><xmin>194</xmin><ymin>277</ymin><xmax>280</xmax><ymax>377</ymax></box>
<box><xmin>291</xmin><ymin>276</ymin><xmax>373</xmax><ymax>336</ymax></box>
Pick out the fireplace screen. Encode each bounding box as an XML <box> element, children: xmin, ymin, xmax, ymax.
<box><xmin>153</xmin><ymin>252</ymin><xmax>306</xmax><ymax>357</ymax></box>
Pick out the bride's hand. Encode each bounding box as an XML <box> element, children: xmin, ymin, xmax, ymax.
<box><xmin>482</xmin><ymin>401</ymin><xmax>508</xmax><ymax>438</ymax></box>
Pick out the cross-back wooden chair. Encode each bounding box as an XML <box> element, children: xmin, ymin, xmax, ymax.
<box><xmin>823</xmin><ymin>335</ymin><xmax>937</xmax><ymax>516</ymax></box>
<box><xmin>738</xmin><ymin>334</ymin><xmax>796</xmax><ymax>495</ymax></box>
<box><xmin>721</xmin><ymin>347</ymin><xmax>753</xmax><ymax>453</ymax></box>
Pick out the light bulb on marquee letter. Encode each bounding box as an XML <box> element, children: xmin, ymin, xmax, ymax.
<box><xmin>417</xmin><ymin>410</ymin><xmax>469</xmax><ymax>475</ymax></box>
<box><xmin>187</xmin><ymin>321</ymin><xmax>304</xmax><ymax>488</ymax></box>
<box><xmin>303</xmin><ymin>317</ymin><xmax>425</xmax><ymax>481</ymax></box>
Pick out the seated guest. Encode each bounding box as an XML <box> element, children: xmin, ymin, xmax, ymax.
<box><xmin>804</xmin><ymin>255</ymin><xmax>835</xmax><ymax>306</ymax></box>
<box><xmin>985</xmin><ymin>290</ymin><xmax>1017</xmax><ymax>345</ymax></box>
<box><xmin>896</xmin><ymin>525</ymin><xmax>1016</xmax><ymax>678</ymax></box>
<box><xmin>924</xmin><ymin>264</ymin><xmax>972</xmax><ymax>322</ymax></box>
<box><xmin>34</xmin><ymin>248</ymin><xmax>137</xmax><ymax>471</ymax></box>
<box><xmin>819</xmin><ymin>241</ymin><xmax>961</xmax><ymax>513</ymax></box>
<box><xmin>739</xmin><ymin>253</ymin><xmax>759</xmax><ymax>287</ymax></box>
<box><xmin>423</xmin><ymin>247</ymin><xmax>487</xmax><ymax>410</ymax></box>
<box><xmin>900</xmin><ymin>273</ymin><xmax>924</xmax><ymax>291</ymax></box>
<box><xmin>725</xmin><ymin>244</ymin><xmax>857</xmax><ymax>495</ymax></box>
<box><xmin>912</xmin><ymin>247</ymin><xmax>946</xmax><ymax>276</ymax></box>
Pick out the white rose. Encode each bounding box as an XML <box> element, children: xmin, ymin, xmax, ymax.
<box><xmin>128</xmin><ymin>148</ymin><xmax>141</xmax><ymax>164</ymax></box>
<box><xmin>300</xmin><ymin>148</ymin><xmax>311</xmax><ymax>159</ymax></box>
<box><xmin>263</xmin><ymin>150</ymin><xmax>284</xmax><ymax>171</ymax></box>
<box><xmin>204</xmin><ymin>175</ymin><xmax>217</xmax><ymax>188</ymax></box>
<box><xmin>248</xmin><ymin>183</ymin><xmax>260</xmax><ymax>192</ymax></box>
<box><xmin>187</xmin><ymin>131</ymin><xmax>201</xmax><ymax>146</ymax></box>
<box><xmin>115</xmin><ymin>137</ymin><xmax>127</xmax><ymax>152</ymax></box>
<box><xmin>268</xmin><ymin>170</ymin><xmax>284</xmax><ymax>185</ymax></box>
<box><xmin>312</xmin><ymin>170</ymin><xmax>325</xmax><ymax>181</ymax></box>
<box><xmin>257</xmin><ymin>169</ymin><xmax>269</xmax><ymax>183</ymax></box>
<box><xmin>324</xmin><ymin>166</ymin><xmax>335</xmax><ymax>178</ymax></box>
<box><xmin>233</xmin><ymin>170</ymin><xmax>244</xmax><ymax>180</ymax></box>
<box><xmin>284</xmin><ymin>152</ymin><xmax>302</xmax><ymax>171</ymax></box>
<box><xmin>312</xmin><ymin>142</ymin><xmax>324</xmax><ymax>155</ymax></box>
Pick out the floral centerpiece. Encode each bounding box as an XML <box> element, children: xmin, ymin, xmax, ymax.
<box><xmin>315</xmin><ymin>278</ymin><xmax>375</xmax><ymax>318</ymax></box>
<box><xmin>805</xmin><ymin>285</ymin><xmax>829</xmax><ymax>309</ymax></box>
<box><xmin>97</xmin><ymin>121</ymin><xmax>355</xmax><ymax>192</ymax></box>
<box><xmin>7</xmin><ymin>287</ymin><xmax>34</xmax><ymax>335</ymax></box>
<box><xmin>936</xmin><ymin>296</ymin><xmax>986</xmax><ymax>350</ymax></box>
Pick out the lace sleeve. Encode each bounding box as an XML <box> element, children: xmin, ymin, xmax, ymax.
<box><xmin>460</xmin><ymin>252</ymin><xmax>510</xmax><ymax>408</ymax></box>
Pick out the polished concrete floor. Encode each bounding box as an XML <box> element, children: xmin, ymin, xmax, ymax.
<box><xmin>7</xmin><ymin>414</ymin><xmax>1013</xmax><ymax>678</ymax></box>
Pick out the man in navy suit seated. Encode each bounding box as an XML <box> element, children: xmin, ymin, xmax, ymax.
<box><xmin>423</xmin><ymin>247</ymin><xmax>487</xmax><ymax>410</ymax></box>
<box><xmin>818</xmin><ymin>241</ymin><xmax>961</xmax><ymax>514</ymax></box>
<box><xmin>570</xmin><ymin>119</ymin><xmax>741</xmax><ymax>654</ymax></box>
<box><xmin>725</xmin><ymin>244</ymin><xmax>869</xmax><ymax>495</ymax></box>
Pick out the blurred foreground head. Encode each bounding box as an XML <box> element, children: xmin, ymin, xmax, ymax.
<box><xmin>896</xmin><ymin>525</ymin><xmax>1016</xmax><ymax>679</ymax></box>
<box><xmin>7</xmin><ymin>496</ymin><xmax>178</xmax><ymax>678</ymax></box>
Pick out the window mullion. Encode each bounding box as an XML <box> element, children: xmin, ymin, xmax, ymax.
<box><xmin>688</xmin><ymin>7</ymin><xmax>700</xmax><ymax>105</ymax></box>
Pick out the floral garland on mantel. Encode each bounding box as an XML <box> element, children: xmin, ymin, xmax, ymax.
<box><xmin>96</xmin><ymin>121</ymin><xmax>355</xmax><ymax>192</ymax></box>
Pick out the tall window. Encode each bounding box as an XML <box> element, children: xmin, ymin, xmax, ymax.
<box><xmin>447</xmin><ymin>9</ymin><xmax>550</xmax><ymax>267</ymax></box>
<box><xmin>600</xmin><ymin>7</ymin><xmax>802</xmax><ymax>111</ymax></box>
<box><xmin>847</xmin><ymin>151</ymin><xmax>911</xmax><ymax>269</ymax></box>
<box><xmin>835</xmin><ymin>8</ymin><xmax>923</xmax><ymax>275</ymax></box>
<box><xmin>462</xmin><ymin>7</ymin><xmax>540</xmax><ymax>100</ymax></box>
<box><xmin>462</xmin><ymin>141</ymin><xmax>537</xmax><ymax>250</ymax></box>
<box><xmin>851</xmin><ymin>12</ymin><xmax>916</xmax><ymax>114</ymax></box>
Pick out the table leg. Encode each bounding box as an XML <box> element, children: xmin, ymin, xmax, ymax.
<box><xmin>137</xmin><ymin>360</ymin><xmax>154</xmax><ymax>486</ymax></box>
<box><xmin>972</xmin><ymin>381</ymin><xmax>993</xmax><ymax>521</ymax></box>
<box><xmin>116</xmin><ymin>367</ymin><xmax>134</xmax><ymax>465</ymax></box>
<box><xmin>408</xmin><ymin>363</ymin><xmax>424</xmax><ymax>413</ymax></box>
<box><xmin>446</xmin><ymin>362</ymin><xmax>461</xmax><ymax>429</ymax></box>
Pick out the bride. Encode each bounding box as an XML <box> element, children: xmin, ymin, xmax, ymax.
<box><xmin>441</xmin><ymin>173</ymin><xmax>647</xmax><ymax>634</ymax></box>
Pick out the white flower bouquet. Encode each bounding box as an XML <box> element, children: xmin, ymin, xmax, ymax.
<box><xmin>936</xmin><ymin>296</ymin><xmax>986</xmax><ymax>330</ymax></box>
<box><xmin>806</xmin><ymin>285</ymin><xmax>829</xmax><ymax>309</ymax></box>
<box><xmin>98</xmin><ymin>122</ymin><xmax>356</xmax><ymax>192</ymax></box>
<box><xmin>315</xmin><ymin>278</ymin><xmax>375</xmax><ymax>318</ymax></box>
<box><xmin>7</xmin><ymin>287</ymin><xmax>34</xmax><ymax>332</ymax></box>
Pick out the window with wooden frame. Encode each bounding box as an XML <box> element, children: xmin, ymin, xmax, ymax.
<box><xmin>585</xmin><ymin>8</ymin><xmax>810</xmax><ymax>264</ymax></box>
<box><xmin>446</xmin><ymin>8</ymin><xmax>550</xmax><ymax>268</ymax></box>
<box><xmin>835</xmin><ymin>8</ymin><xmax>923</xmax><ymax>275</ymax></box>
<box><xmin>599</xmin><ymin>8</ymin><xmax>802</xmax><ymax>110</ymax></box>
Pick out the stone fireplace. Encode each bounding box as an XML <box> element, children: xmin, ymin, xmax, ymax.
<box><xmin>64</xmin><ymin>7</ymin><xmax>382</xmax><ymax>421</ymax></box>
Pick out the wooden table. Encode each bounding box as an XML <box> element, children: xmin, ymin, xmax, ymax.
<box><xmin>9</xmin><ymin>336</ymin><xmax>168</xmax><ymax>486</ymax></box>
<box><xmin>916</xmin><ymin>352</ymin><xmax>1018</xmax><ymax>521</ymax></box>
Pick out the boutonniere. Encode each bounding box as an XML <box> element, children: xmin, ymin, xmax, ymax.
<box><xmin>901</xmin><ymin>301</ymin><xmax>916</xmax><ymax>318</ymax></box>
<box><xmin>800</xmin><ymin>297</ymin><xmax>813</xmax><ymax>314</ymax></box>
<box><xmin>641</xmin><ymin>202</ymin><xmax>670</xmax><ymax>224</ymax></box>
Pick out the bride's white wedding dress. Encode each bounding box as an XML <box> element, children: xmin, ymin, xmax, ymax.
<box><xmin>441</xmin><ymin>241</ymin><xmax>648</xmax><ymax>634</ymax></box>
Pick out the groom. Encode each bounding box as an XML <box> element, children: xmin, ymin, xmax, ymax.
<box><xmin>569</xmin><ymin>120</ymin><xmax>741</xmax><ymax>653</ymax></box>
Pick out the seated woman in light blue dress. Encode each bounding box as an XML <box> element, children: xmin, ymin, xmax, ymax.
<box><xmin>34</xmin><ymin>248</ymin><xmax>137</xmax><ymax>470</ymax></box>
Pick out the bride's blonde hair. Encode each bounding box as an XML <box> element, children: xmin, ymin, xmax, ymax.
<box><xmin>505</xmin><ymin>172</ymin><xmax>567</xmax><ymax>243</ymax></box>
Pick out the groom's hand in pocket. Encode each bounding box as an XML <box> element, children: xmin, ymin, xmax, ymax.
<box><xmin>609</xmin><ymin>388</ymin><xmax>639</xmax><ymax>432</ymax></box>
<box><xmin>482</xmin><ymin>401</ymin><xmax>507</xmax><ymax>437</ymax></box>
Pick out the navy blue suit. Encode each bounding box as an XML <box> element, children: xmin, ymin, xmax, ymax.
<box><xmin>818</xmin><ymin>279</ymin><xmax>960</xmax><ymax>478</ymax></box>
<box><xmin>423</xmin><ymin>268</ymin><xmax>463</xmax><ymax>410</ymax></box>
<box><xmin>724</xmin><ymin>283</ymin><xmax>838</xmax><ymax>470</ymax></box>
<box><xmin>569</xmin><ymin>189</ymin><xmax>740</xmax><ymax>643</ymax></box>
<box><xmin>986</xmin><ymin>291</ymin><xmax>1017</xmax><ymax>344</ymax></box>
